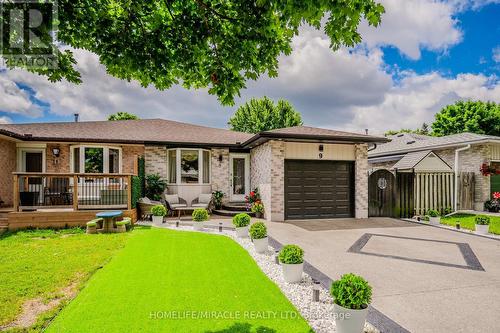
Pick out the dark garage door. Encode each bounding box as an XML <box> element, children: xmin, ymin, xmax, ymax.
<box><xmin>285</xmin><ymin>160</ymin><xmax>354</xmax><ymax>220</ymax></box>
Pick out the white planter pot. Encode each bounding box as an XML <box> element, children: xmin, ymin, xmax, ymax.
<box><xmin>235</xmin><ymin>226</ymin><xmax>249</xmax><ymax>238</ymax></box>
<box><xmin>333</xmin><ymin>303</ymin><xmax>369</xmax><ymax>333</ymax></box>
<box><xmin>429</xmin><ymin>217</ymin><xmax>440</xmax><ymax>225</ymax></box>
<box><xmin>193</xmin><ymin>222</ymin><xmax>204</xmax><ymax>231</ymax></box>
<box><xmin>253</xmin><ymin>237</ymin><xmax>268</xmax><ymax>253</ymax></box>
<box><xmin>475</xmin><ymin>224</ymin><xmax>489</xmax><ymax>235</ymax></box>
<box><xmin>152</xmin><ymin>216</ymin><xmax>164</xmax><ymax>226</ymax></box>
<box><xmin>281</xmin><ymin>263</ymin><xmax>304</xmax><ymax>283</ymax></box>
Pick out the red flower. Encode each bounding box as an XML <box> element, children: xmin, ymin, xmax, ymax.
<box><xmin>250</xmin><ymin>191</ymin><xmax>255</xmax><ymax>197</ymax></box>
<box><xmin>493</xmin><ymin>192</ymin><xmax>500</xmax><ymax>200</ymax></box>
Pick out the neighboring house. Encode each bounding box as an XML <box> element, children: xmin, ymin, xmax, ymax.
<box><xmin>368</xmin><ymin>132</ymin><xmax>500</xmax><ymax>216</ymax></box>
<box><xmin>0</xmin><ymin>119</ymin><xmax>386</xmax><ymax>229</ymax></box>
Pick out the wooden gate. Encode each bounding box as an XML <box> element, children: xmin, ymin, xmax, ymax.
<box><xmin>458</xmin><ymin>172</ymin><xmax>475</xmax><ymax>210</ymax></box>
<box><xmin>397</xmin><ymin>172</ymin><xmax>415</xmax><ymax>218</ymax></box>
<box><xmin>414</xmin><ymin>172</ymin><xmax>454</xmax><ymax>216</ymax></box>
<box><xmin>369</xmin><ymin>169</ymin><xmax>396</xmax><ymax>217</ymax></box>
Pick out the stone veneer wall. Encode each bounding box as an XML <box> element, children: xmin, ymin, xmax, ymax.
<box><xmin>210</xmin><ymin>148</ymin><xmax>230</xmax><ymax>201</ymax></box>
<box><xmin>145</xmin><ymin>145</ymin><xmax>167</xmax><ymax>179</ymax></box>
<box><xmin>355</xmin><ymin>144</ymin><xmax>369</xmax><ymax>218</ymax></box>
<box><xmin>0</xmin><ymin>138</ymin><xmax>16</xmax><ymax>206</ymax></box>
<box><xmin>250</xmin><ymin>141</ymin><xmax>273</xmax><ymax>221</ymax></box>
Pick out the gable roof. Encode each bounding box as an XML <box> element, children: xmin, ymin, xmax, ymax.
<box><xmin>370</xmin><ymin>132</ymin><xmax>500</xmax><ymax>157</ymax></box>
<box><xmin>391</xmin><ymin>150</ymin><xmax>433</xmax><ymax>170</ymax></box>
<box><xmin>0</xmin><ymin>120</ymin><xmax>389</xmax><ymax>147</ymax></box>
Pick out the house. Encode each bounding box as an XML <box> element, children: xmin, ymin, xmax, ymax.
<box><xmin>368</xmin><ymin>132</ymin><xmax>500</xmax><ymax>217</ymax></box>
<box><xmin>0</xmin><ymin>118</ymin><xmax>387</xmax><ymax>230</ymax></box>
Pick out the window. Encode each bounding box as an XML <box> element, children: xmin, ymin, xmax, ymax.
<box><xmin>71</xmin><ymin>146</ymin><xmax>122</xmax><ymax>174</ymax></box>
<box><xmin>167</xmin><ymin>149</ymin><xmax>210</xmax><ymax>184</ymax></box>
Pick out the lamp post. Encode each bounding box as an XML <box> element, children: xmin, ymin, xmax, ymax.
<box><xmin>312</xmin><ymin>280</ymin><xmax>321</xmax><ymax>302</ymax></box>
<box><xmin>219</xmin><ymin>222</ymin><xmax>223</xmax><ymax>232</ymax></box>
<box><xmin>275</xmin><ymin>250</ymin><xmax>280</xmax><ymax>265</ymax></box>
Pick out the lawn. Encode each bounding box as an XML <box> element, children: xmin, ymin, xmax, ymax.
<box><xmin>440</xmin><ymin>214</ymin><xmax>500</xmax><ymax>234</ymax></box>
<box><xmin>47</xmin><ymin>227</ymin><xmax>312</xmax><ymax>333</ymax></box>
<box><xmin>0</xmin><ymin>228</ymin><xmax>130</xmax><ymax>331</ymax></box>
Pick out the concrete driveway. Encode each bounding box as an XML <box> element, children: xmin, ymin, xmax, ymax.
<box><xmin>267</xmin><ymin>218</ymin><xmax>500</xmax><ymax>333</ymax></box>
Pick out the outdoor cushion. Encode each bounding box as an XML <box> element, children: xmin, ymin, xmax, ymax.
<box><xmin>164</xmin><ymin>194</ymin><xmax>179</xmax><ymax>204</ymax></box>
<box><xmin>192</xmin><ymin>203</ymin><xmax>209</xmax><ymax>208</ymax></box>
<box><xmin>170</xmin><ymin>203</ymin><xmax>187</xmax><ymax>209</ymax></box>
<box><xmin>198</xmin><ymin>193</ymin><xmax>212</xmax><ymax>204</ymax></box>
<box><xmin>116</xmin><ymin>218</ymin><xmax>131</xmax><ymax>226</ymax></box>
<box><xmin>139</xmin><ymin>197</ymin><xmax>151</xmax><ymax>204</ymax></box>
<box><xmin>86</xmin><ymin>218</ymin><xmax>102</xmax><ymax>227</ymax></box>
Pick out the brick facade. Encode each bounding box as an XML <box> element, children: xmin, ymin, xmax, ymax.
<box><xmin>0</xmin><ymin>139</ymin><xmax>16</xmax><ymax>206</ymax></box>
<box><xmin>46</xmin><ymin>144</ymin><xmax>70</xmax><ymax>173</ymax></box>
<box><xmin>355</xmin><ymin>144</ymin><xmax>369</xmax><ymax>218</ymax></box>
<box><xmin>122</xmin><ymin>145</ymin><xmax>145</xmax><ymax>175</ymax></box>
<box><xmin>210</xmin><ymin>148</ymin><xmax>230</xmax><ymax>201</ymax></box>
<box><xmin>145</xmin><ymin>145</ymin><xmax>167</xmax><ymax>179</ymax></box>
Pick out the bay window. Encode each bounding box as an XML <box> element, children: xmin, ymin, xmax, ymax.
<box><xmin>167</xmin><ymin>149</ymin><xmax>210</xmax><ymax>184</ymax></box>
<box><xmin>71</xmin><ymin>145</ymin><xmax>122</xmax><ymax>174</ymax></box>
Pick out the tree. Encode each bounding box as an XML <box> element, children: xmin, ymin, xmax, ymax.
<box><xmin>1</xmin><ymin>1</ymin><xmax>384</xmax><ymax>105</ymax></box>
<box><xmin>228</xmin><ymin>97</ymin><xmax>303</xmax><ymax>133</ymax></box>
<box><xmin>431</xmin><ymin>101</ymin><xmax>500</xmax><ymax>136</ymax></box>
<box><xmin>385</xmin><ymin>123</ymin><xmax>430</xmax><ymax>136</ymax></box>
<box><xmin>107</xmin><ymin>112</ymin><xmax>139</xmax><ymax>121</ymax></box>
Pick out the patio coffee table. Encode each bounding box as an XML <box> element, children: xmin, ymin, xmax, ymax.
<box><xmin>174</xmin><ymin>207</ymin><xmax>194</xmax><ymax>220</ymax></box>
<box><xmin>96</xmin><ymin>211</ymin><xmax>123</xmax><ymax>233</ymax></box>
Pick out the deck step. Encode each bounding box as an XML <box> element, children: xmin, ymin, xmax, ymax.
<box><xmin>222</xmin><ymin>202</ymin><xmax>249</xmax><ymax>211</ymax></box>
<box><xmin>213</xmin><ymin>209</ymin><xmax>255</xmax><ymax>217</ymax></box>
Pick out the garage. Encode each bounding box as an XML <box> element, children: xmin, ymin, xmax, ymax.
<box><xmin>284</xmin><ymin>160</ymin><xmax>355</xmax><ymax>219</ymax></box>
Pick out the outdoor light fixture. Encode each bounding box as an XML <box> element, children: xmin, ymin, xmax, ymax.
<box><xmin>456</xmin><ymin>222</ymin><xmax>461</xmax><ymax>230</ymax></box>
<box><xmin>312</xmin><ymin>280</ymin><xmax>321</xmax><ymax>302</ymax></box>
<box><xmin>52</xmin><ymin>147</ymin><xmax>60</xmax><ymax>157</ymax></box>
<box><xmin>218</xmin><ymin>154</ymin><xmax>223</xmax><ymax>163</ymax></box>
<box><xmin>176</xmin><ymin>220</ymin><xmax>179</xmax><ymax>228</ymax></box>
<box><xmin>275</xmin><ymin>250</ymin><xmax>280</xmax><ymax>265</ymax></box>
<box><xmin>319</xmin><ymin>144</ymin><xmax>324</xmax><ymax>152</ymax></box>
<box><xmin>219</xmin><ymin>222</ymin><xmax>223</xmax><ymax>232</ymax></box>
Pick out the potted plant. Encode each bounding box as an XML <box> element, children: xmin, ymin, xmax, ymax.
<box><xmin>151</xmin><ymin>205</ymin><xmax>166</xmax><ymax>226</ymax></box>
<box><xmin>278</xmin><ymin>245</ymin><xmax>304</xmax><ymax>283</ymax></box>
<box><xmin>192</xmin><ymin>208</ymin><xmax>209</xmax><ymax>231</ymax></box>
<box><xmin>212</xmin><ymin>190</ymin><xmax>224</xmax><ymax>210</ymax></box>
<box><xmin>145</xmin><ymin>174</ymin><xmax>167</xmax><ymax>201</ymax></box>
<box><xmin>475</xmin><ymin>215</ymin><xmax>490</xmax><ymax>235</ymax></box>
<box><xmin>485</xmin><ymin>192</ymin><xmax>500</xmax><ymax>212</ymax></box>
<box><xmin>251</xmin><ymin>201</ymin><xmax>264</xmax><ymax>219</ymax></box>
<box><xmin>427</xmin><ymin>209</ymin><xmax>440</xmax><ymax>225</ymax></box>
<box><xmin>331</xmin><ymin>273</ymin><xmax>373</xmax><ymax>333</ymax></box>
<box><xmin>232</xmin><ymin>213</ymin><xmax>251</xmax><ymax>237</ymax></box>
<box><xmin>249</xmin><ymin>222</ymin><xmax>268</xmax><ymax>253</ymax></box>
<box><xmin>245</xmin><ymin>188</ymin><xmax>261</xmax><ymax>210</ymax></box>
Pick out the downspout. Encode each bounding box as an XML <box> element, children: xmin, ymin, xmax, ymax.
<box><xmin>454</xmin><ymin>144</ymin><xmax>471</xmax><ymax>212</ymax></box>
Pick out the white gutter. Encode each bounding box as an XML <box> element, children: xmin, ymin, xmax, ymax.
<box><xmin>454</xmin><ymin>144</ymin><xmax>471</xmax><ymax>211</ymax></box>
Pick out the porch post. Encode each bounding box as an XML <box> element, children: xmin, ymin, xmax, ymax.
<box><xmin>72</xmin><ymin>175</ymin><xmax>78</xmax><ymax>211</ymax></box>
<box><xmin>13</xmin><ymin>174</ymin><xmax>19</xmax><ymax>212</ymax></box>
<box><xmin>127</xmin><ymin>175</ymin><xmax>132</xmax><ymax>210</ymax></box>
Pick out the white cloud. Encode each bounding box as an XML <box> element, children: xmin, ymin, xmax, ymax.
<box><xmin>0</xmin><ymin>75</ymin><xmax>42</xmax><ymax>117</ymax></box>
<box><xmin>359</xmin><ymin>0</ymin><xmax>462</xmax><ymax>59</ymax></box>
<box><xmin>0</xmin><ymin>116</ymin><xmax>12</xmax><ymax>124</ymax></box>
<box><xmin>493</xmin><ymin>46</ymin><xmax>500</xmax><ymax>63</ymax></box>
<box><xmin>348</xmin><ymin>72</ymin><xmax>500</xmax><ymax>134</ymax></box>
<box><xmin>448</xmin><ymin>0</ymin><xmax>500</xmax><ymax>11</ymax></box>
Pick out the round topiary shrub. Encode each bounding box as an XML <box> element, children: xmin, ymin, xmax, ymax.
<box><xmin>192</xmin><ymin>208</ymin><xmax>209</xmax><ymax>222</ymax></box>
<box><xmin>475</xmin><ymin>215</ymin><xmax>490</xmax><ymax>225</ymax></box>
<box><xmin>249</xmin><ymin>222</ymin><xmax>267</xmax><ymax>239</ymax></box>
<box><xmin>427</xmin><ymin>209</ymin><xmax>440</xmax><ymax>217</ymax></box>
<box><xmin>232</xmin><ymin>213</ymin><xmax>251</xmax><ymax>227</ymax></box>
<box><xmin>151</xmin><ymin>205</ymin><xmax>167</xmax><ymax>217</ymax></box>
<box><xmin>278</xmin><ymin>244</ymin><xmax>304</xmax><ymax>264</ymax></box>
<box><xmin>330</xmin><ymin>273</ymin><xmax>372</xmax><ymax>310</ymax></box>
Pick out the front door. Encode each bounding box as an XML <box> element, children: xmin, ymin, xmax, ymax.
<box><xmin>229</xmin><ymin>154</ymin><xmax>250</xmax><ymax>202</ymax></box>
<box><xmin>19</xmin><ymin>150</ymin><xmax>45</xmax><ymax>205</ymax></box>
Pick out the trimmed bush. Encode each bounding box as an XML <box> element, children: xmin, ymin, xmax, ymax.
<box><xmin>427</xmin><ymin>209</ymin><xmax>440</xmax><ymax>217</ymax></box>
<box><xmin>151</xmin><ymin>205</ymin><xmax>167</xmax><ymax>217</ymax></box>
<box><xmin>249</xmin><ymin>222</ymin><xmax>267</xmax><ymax>239</ymax></box>
<box><xmin>131</xmin><ymin>176</ymin><xmax>142</xmax><ymax>209</ymax></box>
<box><xmin>192</xmin><ymin>208</ymin><xmax>209</xmax><ymax>222</ymax></box>
<box><xmin>330</xmin><ymin>273</ymin><xmax>372</xmax><ymax>310</ymax></box>
<box><xmin>232</xmin><ymin>213</ymin><xmax>251</xmax><ymax>227</ymax></box>
<box><xmin>278</xmin><ymin>245</ymin><xmax>304</xmax><ymax>264</ymax></box>
<box><xmin>251</xmin><ymin>202</ymin><xmax>264</xmax><ymax>214</ymax></box>
<box><xmin>475</xmin><ymin>215</ymin><xmax>490</xmax><ymax>225</ymax></box>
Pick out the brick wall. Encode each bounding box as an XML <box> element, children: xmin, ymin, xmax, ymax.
<box><xmin>46</xmin><ymin>144</ymin><xmax>70</xmax><ymax>173</ymax></box>
<box><xmin>210</xmin><ymin>148</ymin><xmax>230</xmax><ymax>201</ymax></box>
<box><xmin>122</xmin><ymin>145</ymin><xmax>145</xmax><ymax>175</ymax></box>
<box><xmin>145</xmin><ymin>145</ymin><xmax>167</xmax><ymax>179</ymax></box>
<box><xmin>355</xmin><ymin>144</ymin><xmax>369</xmax><ymax>218</ymax></box>
<box><xmin>0</xmin><ymin>139</ymin><xmax>16</xmax><ymax>206</ymax></box>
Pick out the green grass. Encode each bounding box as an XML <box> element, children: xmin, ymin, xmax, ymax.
<box><xmin>47</xmin><ymin>227</ymin><xmax>311</xmax><ymax>333</ymax></box>
<box><xmin>0</xmin><ymin>227</ymin><xmax>130</xmax><ymax>329</ymax></box>
<box><xmin>440</xmin><ymin>214</ymin><xmax>500</xmax><ymax>234</ymax></box>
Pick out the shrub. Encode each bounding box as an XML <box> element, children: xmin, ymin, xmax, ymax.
<box><xmin>443</xmin><ymin>207</ymin><xmax>453</xmax><ymax>215</ymax></box>
<box><xmin>427</xmin><ymin>209</ymin><xmax>440</xmax><ymax>217</ymax></box>
<box><xmin>192</xmin><ymin>209</ymin><xmax>209</xmax><ymax>222</ymax></box>
<box><xmin>145</xmin><ymin>174</ymin><xmax>167</xmax><ymax>201</ymax></box>
<box><xmin>422</xmin><ymin>215</ymin><xmax>430</xmax><ymax>222</ymax></box>
<box><xmin>232</xmin><ymin>213</ymin><xmax>251</xmax><ymax>228</ymax></box>
<box><xmin>330</xmin><ymin>273</ymin><xmax>372</xmax><ymax>310</ymax></box>
<box><xmin>212</xmin><ymin>190</ymin><xmax>224</xmax><ymax>209</ymax></box>
<box><xmin>131</xmin><ymin>176</ymin><xmax>142</xmax><ymax>209</ymax></box>
<box><xmin>251</xmin><ymin>202</ymin><xmax>264</xmax><ymax>214</ymax></box>
<box><xmin>278</xmin><ymin>245</ymin><xmax>304</xmax><ymax>264</ymax></box>
<box><xmin>249</xmin><ymin>222</ymin><xmax>267</xmax><ymax>239</ymax></box>
<box><xmin>151</xmin><ymin>205</ymin><xmax>167</xmax><ymax>217</ymax></box>
<box><xmin>475</xmin><ymin>215</ymin><xmax>490</xmax><ymax>225</ymax></box>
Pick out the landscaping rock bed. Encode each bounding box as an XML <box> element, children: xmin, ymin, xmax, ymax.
<box><xmin>165</xmin><ymin>224</ymin><xmax>378</xmax><ymax>333</ymax></box>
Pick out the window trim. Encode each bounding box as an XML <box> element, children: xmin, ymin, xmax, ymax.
<box><xmin>167</xmin><ymin>148</ymin><xmax>211</xmax><ymax>185</ymax></box>
<box><xmin>70</xmin><ymin>145</ymin><xmax>123</xmax><ymax>174</ymax></box>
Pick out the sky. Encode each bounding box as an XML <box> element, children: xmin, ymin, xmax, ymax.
<box><xmin>0</xmin><ymin>0</ymin><xmax>499</xmax><ymax>134</ymax></box>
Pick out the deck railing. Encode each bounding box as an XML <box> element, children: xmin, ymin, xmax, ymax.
<box><xmin>13</xmin><ymin>172</ymin><xmax>133</xmax><ymax>212</ymax></box>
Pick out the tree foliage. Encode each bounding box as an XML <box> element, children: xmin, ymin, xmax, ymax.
<box><xmin>2</xmin><ymin>0</ymin><xmax>384</xmax><ymax>105</ymax></box>
<box><xmin>107</xmin><ymin>112</ymin><xmax>139</xmax><ymax>121</ymax></box>
<box><xmin>431</xmin><ymin>101</ymin><xmax>500</xmax><ymax>137</ymax></box>
<box><xmin>385</xmin><ymin>123</ymin><xmax>430</xmax><ymax>136</ymax></box>
<box><xmin>229</xmin><ymin>97</ymin><xmax>303</xmax><ymax>133</ymax></box>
